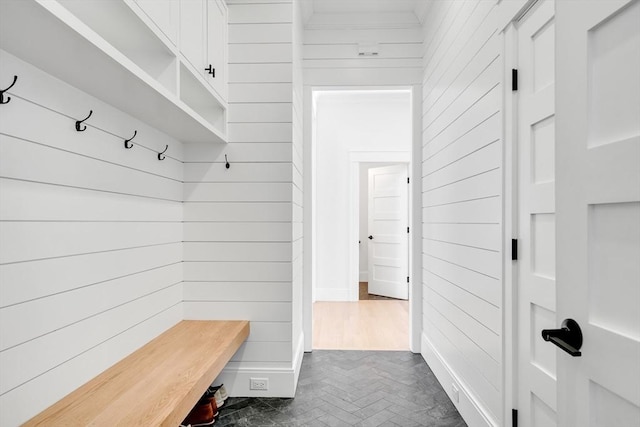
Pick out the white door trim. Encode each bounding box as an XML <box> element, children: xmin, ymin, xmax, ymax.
<box><xmin>502</xmin><ymin>1</ymin><xmax>541</xmax><ymax>425</ymax></box>
<box><xmin>303</xmin><ymin>85</ymin><xmax>422</xmax><ymax>353</ymax></box>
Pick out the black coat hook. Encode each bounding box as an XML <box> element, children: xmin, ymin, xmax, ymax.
<box><xmin>157</xmin><ymin>145</ymin><xmax>168</xmax><ymax>161</ymax></box>
<box><xmin>75</xmin><ymin>110</ymin><xmax>93</xmax><ymax>132</ymax></box>
<box><xmin>225</xmin><ymin>154</ymin><xmax>230</xmax><ymax>169</ymax></box>
<box><xmin>0</xmin><ymin>75</ymin><xmax>18</xmax><ymax>105</ymax></box>
<box><xmin>124</xmin><ymin>130</ymin><xmax>137</xmax><ymax>149</ymax></box>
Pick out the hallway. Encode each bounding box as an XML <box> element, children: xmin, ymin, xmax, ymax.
<box><xmin>214</xmin><ymin>351</ymin><xmax>466</xmax><ymax>427</ymax></box>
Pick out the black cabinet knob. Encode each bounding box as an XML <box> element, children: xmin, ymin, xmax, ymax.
<box><xmin>368</xmin><ymin>235</ymin><xmax>373</xmax><ymax>240</ymax></box>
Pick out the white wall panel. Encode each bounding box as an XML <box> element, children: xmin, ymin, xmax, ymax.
<box><xmin>0</xmin><ymin>265</ymin><xmax>181</xmax><ymax>352</ymax></box>
<box><xmin>304</xmin><ymin>43</ymin><xmax>422</xmax><ymax>60</ymax></box>
<box><xmin>229</xmin><ymin>23</ymin><xmax>293</xmax><ymax>44</ymax></box>
<box><xmin>229</xmin><ymin>44</ymin><xmax>293</xmax><ymax>64</ymax></box>
<box><xmin>184</xmin><ymin>301</ymin><xmax>291</xmax><ymax>322</ymax></box>
<box><xmin>183</xmin><ymin>282</ymin><xmax>292</xmax><ymax>302</ymax></box>
<box><xmin>228</xmin><ymin>103</ymin><xmax>292</xmax><ymax>123</ymax></box>
<box><xmin>228</xmin><ymin>4</ymin><xmax>292</xmax><ymax>24</ymax></box>
<box><xmin>421</xmin><ymin>0</ymin><xmax>505</xmax><ymax>424</ymax></box>
<box><xmin>184</xmin><ymin>162</ymin><xmax>292</xmax><ymax>183</ymax></box>
<box><xmin>303</xmin><ymin>20</ymin><xmax>423</xmax><ymax>87</ymax></box>
<box><xmin>184</xmin><ymin>182</ymin><xmax>293</xmax><ymax>202</ymax></box>
<box><xmin>0</xmin><ymin>221</ymin><xmax>181</xmax><ymax>264</ymax></box>
<box><xmin>183</xmin><ymin>2</ymin><xmax>298</xmax><ymax>392</ymax></box>
<box><xmin>184</xmin><ymin>202</ymin><xmax>292</xmax><ymax>222</ymax></box>
<box><xmin>0</xmin><ymin>305</ymin><xmax>181</xmax><ymax>427</ymax></box>
<box><xmin>183</xmin><ymin>242</ymin><xmax>292</xmax><ymax>262</ymax></box>
<box><xmin>0</xmin><ymin>51</ymin><xmax>183</xmax><ymax>425</ymax></box>
<box><xmin>184</xmin><ymin>142</ymin><xmax>292</xmax><ymax>162</ymax></box>
<box><xmin>304</xmin><ymin>28</ymin><xmax>422</xmax><ymax>45</ymax></box>
<box><xmin>229</xmin><ymin>83</ymin><xmax>293</xmax><ymax>102</ymax></box>
<box><xmin>0</xmin><ymin>135</ymin><xmax>182</xmax><ymax>201</ymax></box>
<box><xmin>0</xmin><ymin>179</ymin><xmax>182</xmax><ymax>222</ymax></box>
<box><xmin>0</xmin><ymin>284</ymin><xmax>182</xmax><ymax>393</ymax></box>
<box><xmin>184</xmin><ymin>222</ymin><xmax>292</xmax><ymax>242</ymax></box>
<box><xmin>228</xmin><ymin>63</ymin><xmax>293</xmax><ymax>83</ymax></box>
<box><xmin>227</xmin><ymin>122</ymin><xmax>292</xmax><ymax>142</ymax></box>
<box><xmin>184</xmin><ymin>261</ymin><xmax>292</xmax><ymax>282</ymax></box>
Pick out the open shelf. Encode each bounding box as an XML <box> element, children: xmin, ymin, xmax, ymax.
<box><xmin>57</xmin><ymin>0</ymin><xmax>178</xmax><ymax>95</ymax></box>
<box><xmin>180</xmin><ymin>63</ymin><xmax>227</xmax><ymax>136</ymax></box>
<box><xmin>0</xmin><ymin>0</ymin><xmax>227</xmax><ymax>144</ymax></box>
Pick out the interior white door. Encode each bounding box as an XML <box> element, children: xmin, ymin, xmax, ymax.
<box><xmin>556</xmin><ymin>1</ymin><xmax>640</xmax><ymax>426</ymax></box>
<box><xmin>515</xmin><ymin>1</ymin><xmax>558</xmax><ymax>426</ymax></box>
<box><xmin>367</xmin><ymin>164</ymin><xmax>408</xmax><ymax>300</ymax></box>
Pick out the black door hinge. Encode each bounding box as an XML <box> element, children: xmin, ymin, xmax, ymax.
<box><xmin>407</xmin><ymin>227</ymin><xmax>410</xmax><ymax>233</ymax></box>
<box><xmin>512</xmin><ymin>69</ymin><xmax>518</xmax><ymax>91</ymax></box>
<box><xmin>512</xmin><ymin>409</ymin><xmax>518</xmax><ymax>427</ymax></box>
<box><xmin>408</xmin><ymin>177</ymin><xmax>410</xmax><ymax>184</ymax></box>
<box><xmin>512</xmin><ymin>239</ymin><xmax>518</xmax><ymax>261</ymax></box>
<box><xmin>406</xmin><ymin>276</ymin><xmax>409</xmax><ymax>283</ymax></box>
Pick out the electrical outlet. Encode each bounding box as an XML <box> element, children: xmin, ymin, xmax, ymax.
<box><xmin>451</xmin><ymin>383</ymin><xmax>460</xmax><ymax>403</ymax></box>
<box><xmin>250</xmin><ymin>378</ymin><xmax>269</xmax><ymax>391</ymax></box>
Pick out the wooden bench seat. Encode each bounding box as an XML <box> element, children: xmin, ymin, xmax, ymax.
<box><xmin>25</xmin><ymin>320</ymin><xmax>250</xmax><ymax>426</ymax></box>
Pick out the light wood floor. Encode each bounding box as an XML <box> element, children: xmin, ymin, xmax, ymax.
<box><xmin>313</xmin><ymin>300</ymin><xmax>409</xmax><ymax>351</ymax></box>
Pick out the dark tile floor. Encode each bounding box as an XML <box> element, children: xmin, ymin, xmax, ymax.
<box><xmin>214</xmin><ymin>351</ymin><xmax>466</xmax><ymax>427</ymax></box>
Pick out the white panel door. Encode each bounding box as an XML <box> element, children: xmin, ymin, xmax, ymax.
<box><xmin>367</xmin><ymin>164</ymin><xmax>408</xmax><ymax>300</ymax></box>
<box><xmin>556</xmin><ymin>0</ymin><xmax>640</xmax><ymax>426</ymax></box>
<box><xmin>516</xmin><ymin>1</ymin><xmax>558</xmax><ymax>426</ymax></box>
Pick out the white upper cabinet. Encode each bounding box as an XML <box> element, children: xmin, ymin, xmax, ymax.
<box><xmin>179</xmin><ymin>0</ymin><xmax>228</xmax><ymax>103</ymax></box>
<box><xmin>135</xmin><ymin>0</ymin><xmax>180</xmax><ymax>47</ymax></box>
<box><xmin>180</xmin><ymin>0</ymin><xmax>206</xmax><ymax>74</ymax></box>
<box><xmin>206</xmin><ymin>0</ymin><xmax>228</xmax><ymax>101</ymax></box>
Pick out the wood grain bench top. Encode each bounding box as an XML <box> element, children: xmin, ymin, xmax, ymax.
<box><xmin>24</xmin><ymin>320</ymin><xmax>250</xmax><ymax>427</ymax></box>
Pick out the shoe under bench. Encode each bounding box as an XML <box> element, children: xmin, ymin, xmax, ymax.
<box><xmin>23</xmin><ymin>320</ymin><xmax>250</xmax><ymax>426</ymax></box>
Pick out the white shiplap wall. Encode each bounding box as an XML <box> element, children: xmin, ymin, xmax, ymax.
<box><xmin>0</xmin><ymin>50</ymin><xmax>183</xmax><ymax>426</ymax></box>
<box><xmin>292</xmin><ymin>0</ymin><xmax>304</xmax><ymax>356</ymax></box>
<box><xmin>420</xmin><ymin>1</ymin><xmax>505</xmax><ymax>426</ymax></box>
<box><xmin>303</xmin><ymin>15</ymin><xmax>423</xmax><ymax>86</ymax></box>
<box><xmin>183</xmin><ymin>0</ymin><xmax>301</xmax><ymax>396</ymax></box>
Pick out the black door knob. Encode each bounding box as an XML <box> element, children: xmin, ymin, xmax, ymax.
<box><xmin>542</xmin><ymin>318</ymin><xmax>583</xmax><ymax>357</ymax></box>
<box><xmin>368</xmin><ymin>235</ymin><xmax>373</xmax><ymax>240</ymax></box>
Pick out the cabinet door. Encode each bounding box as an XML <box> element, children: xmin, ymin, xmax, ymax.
<box><xmin>135</xmin><ymin>0</ymin><xmax>179</xmax><ymax>46</ymax></box>
<box><xmin>180</xmin><ymin>0</ymin><xmax>205</xmax><ymax>75</ymax></box>
<box><xmin>206</xmin><ymin>0</ymin><xmax>227</xmax><ymax>101</ymax></box>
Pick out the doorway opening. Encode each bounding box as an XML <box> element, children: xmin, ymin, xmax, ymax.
<box><xmin>305</xmin><ymin>88</ymin><xmax>415</xmax><ymax>351</ymax></box>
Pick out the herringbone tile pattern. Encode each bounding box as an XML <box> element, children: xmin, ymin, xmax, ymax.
<box><xmin>215</xmin><ymin>351</ymin><xmax>466</xmax><ymax>427</ymax></box>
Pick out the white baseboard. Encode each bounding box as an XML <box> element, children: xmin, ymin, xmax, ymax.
<box><xmin>215</xmin><ymin>334</ymin><xmax>305</xmax><ymax>398</ymax></box>
<box><xmin>359</xmin><ymin>271</ymin><xmax>368</xmax><ymax>282</ymax></box>
<box><xmin>315</xmin><ymin>288</ymin><xmax>350</xmax><ymax>301</ymax></box>
<box><xmin>292</xmin><ymin>331</ymin><xmax>304</xmax><ymax>394</ymax></box>
<box><xmin>421</xmin><ymin>333</ymin><xmax>497</xmax><ymax>427</ymax></box>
